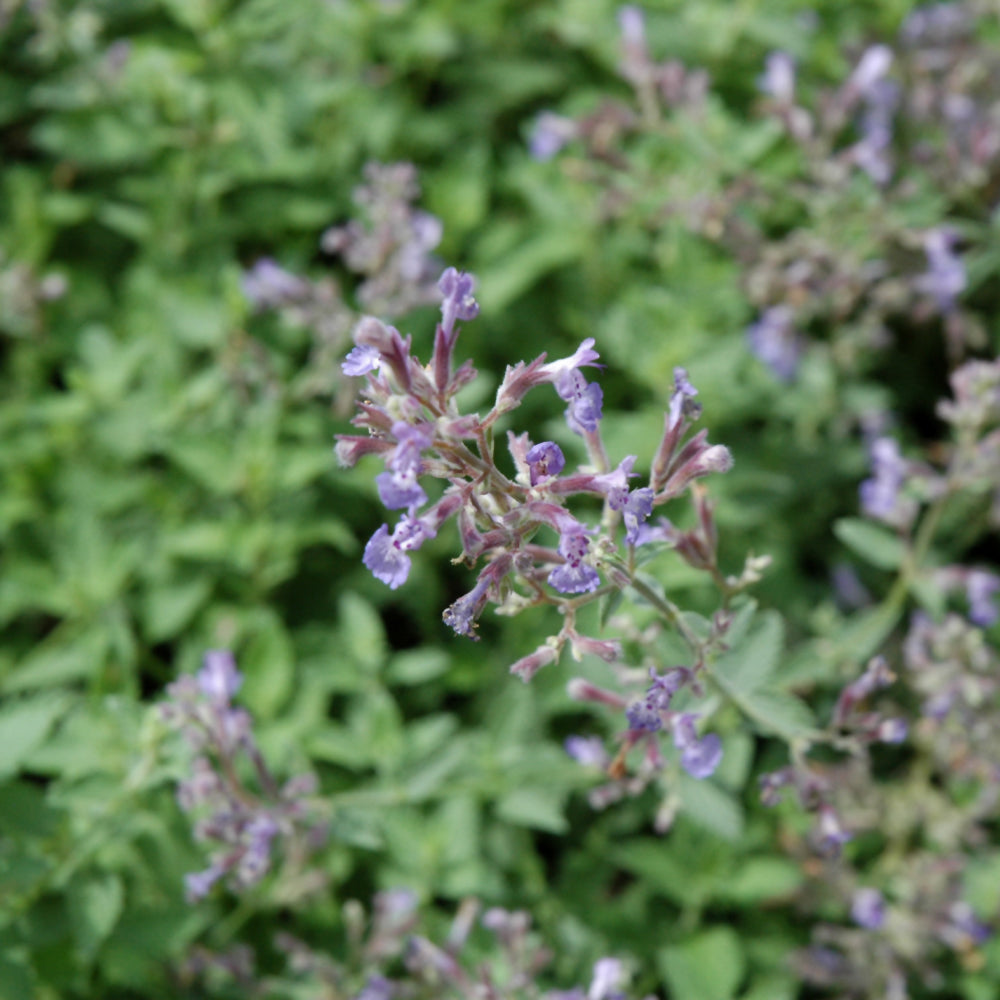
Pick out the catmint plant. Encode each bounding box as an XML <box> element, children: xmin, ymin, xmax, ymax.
<box><xmin>159</xmin><ymin>650</ymin><xmax>325</xmax><ymax>903</ymax></box>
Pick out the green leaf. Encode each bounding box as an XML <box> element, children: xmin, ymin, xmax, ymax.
<box><xmin>660</xmin><ymin>927</ymin><xmax>746</xmax><ymax>1000</ymax></box>
<box><xmin>240</xmin><ymin>613</ymin><xmax>295</xmax><ymax>718</ymax></box>
<box><xmin>738</xmin><ymin>689</ymin><xmax>818</xmax><ymax>740</ymax></box>
<box><xmin>339</xmin><ymin>593</ymin><xmax>387</xmax><ymax>671</ymax></box>
<box><xmin>67</xmin><ymin>874</ymin><xmax>124</xmax><ymax>960</ymax></box>
<box><xmin>678</xmin><ymin>775</ymin><xmax>745</xmax><ymax>841</ymax></box>
<box><xmin>833</xmin><ymin>518</ymin><xmax>906</xmax><ymax>571</ymax></box>
<box><xmin>386</xmin><ymin>649</ymin><xmax>450</xmax><ymax>685</ymax></box>
<box><xmin>715</xmin><ymin>857</ymin><xmax>803</xmax><ymax>903</ymax></box>
<box><xmin>713</xmin><ymin>609</ymin><xmax>782</xmax><ymax>694</ymax></box>
<box><xmin>495</xmin><ymin>787</ymin><xmax>568</xmax><ymax>834</ymax></box>
<box><xmin>0</xmin><ymin>692</ymin><xmax>72</xmax><ymax>778</ymax></box>
<box><xmin>0</xmin><ymin>952</ymin><xmax>35</xmax><ymax>1000</ymax></box>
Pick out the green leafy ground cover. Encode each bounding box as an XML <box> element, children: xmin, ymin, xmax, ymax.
<box><xmin>2</xmin><ymin>1</ymin><xmax>999</xmax><ymax>998</ymax></box>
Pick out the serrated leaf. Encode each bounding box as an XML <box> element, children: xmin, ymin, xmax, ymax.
<box><xmin>739</xmin><ymin>688</ymin><xmax>818</xmax><ymax>740</ymax></box>
<box><xmin>660</xmin><ymin>927</ymin><xmax>746</xmax><ymax>1000</ymax></box>
<box><xmin>713</xmin><ymin>609</ymin><xmax>783</xmax><ymax>694</ymax></box>
<box><xmin>834</xmin><ymin>518</ymin><xmax>906</xmax><ymax>571</ymax></box>
<box><xmin>678</xmin><ymin>774</ymin><xmax>745</xmax><ymax>841</ymax></box>
<box><xmin>495</xmin><ymin>787</ymin><xmax>568</xmax><ymax>833</ymax></box>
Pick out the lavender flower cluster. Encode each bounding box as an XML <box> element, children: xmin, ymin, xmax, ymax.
<box><xmin>337</xmin><ymin>265</ymin><xmax>748</xmax><ymax>795</ymax></box>
<box><xmin>159</xmin><ymin>650</ymin><xmax>325</xmax><ymax>902</ymax></box>
<box><xmin>240</xmin><ymin>162</ymin><xmax>444</xmax><ymax>403</ymax></box>
<box><xmin>181</xmin><ymin>889</ymin><xmax>655</xmax><ymax>999</ymax></box>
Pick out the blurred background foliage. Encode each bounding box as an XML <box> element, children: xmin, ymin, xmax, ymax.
<box><xmin>2</xmin><ymin>0</ymin><xmax>998</xmax><ymax>998</ymax></box>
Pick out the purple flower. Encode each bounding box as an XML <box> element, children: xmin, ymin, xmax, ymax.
<box><xmin>376</xmin><ymin>470</ymin><xmax>427</xmax><ymax>511</ymax></box>
<box><xmin>620</xmin><ymin>488</ymin><xmax>654</xmax><ymax>544</ymax></box>
<box><xmin>672</xmin><ymin>713</ymin><xmax>722</xmax><ymax>779</ymax></box>
<box><xmin>556</xmin><ymin>370</ymin><xmax>604</xmax><ymax>435</ymax></box>
<box><xmin>816</xmin><ymin>805</ymin><xmax>852</xmax><ymax>852</ymax></box>
<box><xmin>588</xmin><ymin>957</ymin><xmax>624</xmax><ymax>1000</ymax></box>
<box><xmin>364</xmin><ymin>524</ymin><xmax>412</xmax><ymax>589</ymax></box>
<box><xmin>760</xmin><ymin>51</ymin><xmax>796</xmax><ymax>103</ymax></box>
<box><xmin>848</xmin><ymin>45</ymin><xmax>893</xmax><ymax>98</ymax></box>
<box><xmin>859</xmin><ymin>437</ymin><xmax>910</xmax><ymax>524</ymax></box>
<box><xmin>564</xmin><ymin>735</ymin><xmax>610</xmax><ymax>768</ymax></box>
<box><xmin>852</xmin><ymin>888</ymin><xmax>886</xmax><ymax>930</ymax></box>
<box><xmin>746</xmin><ymin>306</ymin><xmax>800</xmax><ymax>381</ymax></box>
<box><xmin>966</xmin><ymin>569</ymin><xmax>1000</xmax><ymax>627</ymax></box>
<box><xmin>353</xmin><ymin>975</ymin><xmax>395</xmax><ymax>1000</ymax></box>
<box><xmin>198</xmin><ymin>650</ymin><xmax>242</xmax><ymax>703</ymax></box>
<box><xmin>548</xmin><ymin>524</ymin><xmax>601</xmax><ymax>594</ymax></box>
<box><xmin>376</xmin><ymin>423</ymin><xmax>434</xmax><ymax>510</ymax></box>
<box><xmin>917</xmin><ymin>228</ymin><xmax>966</xmax><ymax>314</ymax></box>
<box><xmin>438</xmin><ymin>267</ymin><xmax>479</xmax><ymax>337</ymax></box>
<box><xmin>526</xmin><ymin>441</ymin><xmax>566</xmax><ymax>485</ymax></box>
<box><xmin>541</xmin><ymin>338</ymin><xmax>602</xmax><ymax>383</ymax></box>
<box><xmin>442</xmin><ymin>559</ymin><xmax>514</xmax><ymax>639</ymax></box>
<box><xmin>241</xmin><ymin>258</ymin><xmax>308</xmax><ymax>310</ymax></box>
<box><xmin>343</xmin><ymin>344</ymin><xmax>382</xmax><ymax>376</ymax></box>
<box><xmin>666</xmin><ymin>367</ymin><xmax>699</xmax><ymax>431</ymax></box>
<box><xmin>529</xmin><ymin>112</ymin><xmax>578</xmax><ymax>161</ymax></box>
<box><xmin>184</xmin><ymin>865</ymin><xmax>224</xmax><ymax>902</ymax></box>
<box><xmin>626</xmin><ymin>667</ymin><xmax>685</xmax><ymax>731</ymax></box>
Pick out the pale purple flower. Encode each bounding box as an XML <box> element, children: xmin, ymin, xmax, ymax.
<box><xmin>966</xmin><ymin>569</ymin><xmax>1000</xmax><ymax>627</ymax></box>
<box><xmin>859</xmin><ymin>437</ymin><xmax>909</xmax><ymax>523</ymax></box>
<box><xmin>184</xmin><ymin>865</ymin><xmax>224</xmax><ymax>902</ymax></box>
<box><xmin>438</xmin><ymin>267</ymin><xmax>479</xmax><ymax>337</ymax></box>
<box><xmin>877</xmin><ymin>718</ymin><xmax>909</xmax><ymax>743</ymax></box>
<box><xmin>666</xmin><ymin>367</ymin><xmax>699</xmax><ymax>431</ymax></box>
<box><xmin>620</xmin><ymin>488</ymin><xmax>654</xmax><ymax>544</ymax></box>
<box><xmin>198</xmin><ymin>650</ymin><xmax>242</xmax><ymax>702</ymax></box>
<box><xmin>760</xmin><ymin>51</ymin><xmax>796</xmax><ymax>103</ymax></box>
<box><xmin>917</xmin><ymin>228</ymin><xmax>966</xmax><ymax>314</ymax></box>
<box><xmin>541</xmin><ymin>338</ymin><xmax>602</xmax><ymax>384</ymax></box>
<box><xmin>376</xmin><ymin>470</ymin><xmax>427</xmax><ymax>510</ymax></box>
<box><xmin>626</xmin><ymin>667</ymin><xmax>685</xmax><ymax>731</ymax></box>
<box><xmin>817</xmin><ymin>805</ymin><xmax>852</xmax><ymax>851</ymax></box>
<box><xmin>849</xmin><ymin>45</ymin><xmax>893</xmax><ymax>98</ymax></box>
<box><xmin>588</xmin><ymin>957</ymin><xmax>624</xmax><ymax>1000</ymax></box>
<box><xmin>343</xmin><ymin>343</ymin><xmax>382</xmax><ymax>376</ymax></box>
<box><xmin>364</xmin><ymin>524</ymin><xmax>412</xmax><ymax>589</ymax></box>
<box><xmin>376</xmin><ymin>423</ymin><xmax>434</xmax><ymax>510</ymax></box>
<box><xmin>241</xmin><ymin>258</ymin><xmax>308</xmax><ymax>310</ymax></box>
<box><xmin>746</xmin><ymin>305</ymin><xmax>800</xmax><ymax>381</ymax></box>
<box><xmin>353</xmin><ymin>975</ymin><xmax>395</xmax><ymax>1000</ymax></box>
<box><xmin>852</xmin><ymin>888</ymin><xmax>887</xmax><ymax>930</ymax></box>
<box><xmin>526</xmin><ymin>441</ymin><xmax>566</xmax><ymax>485</ymax></box>
<box><xmin>564</xmin><ymin>735</ymin><xmax>610</xmax><ymax>768</ymax></box>
<box><xmin>530</xmin><ymin>112</ymin><xmax>578</xmax><ymax>161</ymax></box>
<box><xmin>548</xmin><ymin>524</ymin><xmax>601</xmax><ymax>594</ymax></box>
<box><xmin>672</xmin><ymin>713</ymin><xmax>722</xmax><ymax>779</ymax></box>
<box><xmin>557</xmin><ymin>370</ymin><xmax>604</xmax><ymax>435</ymax></box>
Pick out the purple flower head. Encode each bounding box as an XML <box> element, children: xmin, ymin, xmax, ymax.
<box><xmin>966</xmin><ymin>569</ymin><xmax>1000</xmax><ymax>627</ymax></box>
<box><xmin>364</xmin><ymin>524</ymin><xmax>412</xmax><ymax>589</ymax></box>
<box><xmin>849</xmin><ymin>45</ymin><xmax>893</xmax><ymax>98</ymax></box>
<box><xmin>442</xmin><ymin>577</ymin><xmax>491</xmax><ymax>638</ymax></box>
<box><xmin>564</xmin><ymin>735</ymin><xmax>610</xmax><ymax>768</ymax></box>
<box><xmin>672</xmin><ymin>713</ymin><xmax>723</xmax><ymax>779</ymax></box>
<box><xmin>617</xmin><ymin>5</ymin><xmax>645</xmax><ymax>46</ymax></box>
<box><xmin>667</xmin><ymin>367</ymin><xmax>699</xmax><ymax>431</ymax></box>
<box><xmin>851</xmin><ymin>888</ymin><xmax>886</xmax><ymax>930</ymax></box>
<box><xmin>555</xmin><ymin>370</ymin><xmax>605</xmax><ymax>435</ymax></box>
<box><xmin>625</xmin><ymin>699</ymin><xmax>664</xmax><ymax>732</ymax></box>
<box><xmin>548</xmin><ymin>524</ymin><xmax>601</xmax><ymax>594</ymax></box>
<box><xmin>760</xmin><ymin>51</ymin><xmax>796</xmax><ymax>103</ymax></box>
<box><xmin>353</xmin><ymin>975</ymin><xmax>395</xmax><ymax>1000</ymax></box>
<box><xmin>437</xmin><ymin>267</ymin><xmax>479</xmax><ymax>336</ymax></box>
<box><xmin>376</xmin><ymin>470</ymin><xmax>427</xmax><ymax>511</ymax></box>
<box><xmin>746</xmin><ymin>306</ymin><xmax>800</xmax><ymax>382</ymax></box>
<box><xmin>530</xmin><ymin>112</ymin><xmax>578</xmax><ymax>161</ymax></box>
<box><xmin>541</xmin><ymin>338</ymin><xmax>602</xmax><ymax>385</ymax></box>
<box><xmin>942</xmin><ymin>902</ymin><xmax>991</xmax><ymax>949</ymax></box>
<box><xmin>343</xmin><ymin>343</ymin><xmax>382</xmax><ymax>376</ymax></box>
<box><xmin>817</xmin><ymin>805</ymin><xmax>852</xmax><ymax>852</ymax></box>
<box><xmin>917</xmin><ymin>228</ymin><xmax>966</xmax><ymax>314</ymax></box>
<box><xmin>593</xmin><ymin>455</ymin><xmax>638</xmax><ymax>508</ymax></box>
<box><xmin>877</xmin><ymin>718</ymin><xmax>909</xmax><ymax>744</ymax></box>
<box><xmin>626</xmin><ymin>667</ymin><xmax>684</xmax><ymax>731</ymax></box>
<box><xmin>526</xmin><ymin>441</ymin><xmax>566</xmax><ymax>485</ymax></box>
<box><xmin>198</xmin><ymin>650</ymin><xmax>242</xmax><ymax>703</ymax></box>
<box><xmin>588</xmin><ymin>957</ymin><xmax>624</xmax><ymax>1000</ymax></box>
<box><xmin>860</xmin><ymin>437</ymin><xmax>910</xmax><ymax>524</ymax></box>
<box><xmin>621</xmin><ymin>488</ymin><xmax>654</xmax><ymax>544</ymax></box>
<box><xmin>184</xmin><ymin>864</ymin><xmax>224</xmax><ymax>902</ymax></box>
<box><xmin>241</xmin><ymin>258</ymin><xmax>308</xmax><ymax>310</ymax></box>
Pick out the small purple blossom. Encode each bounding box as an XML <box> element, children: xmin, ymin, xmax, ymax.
<box><xmin>556</xmin><ymin>371</ymin><xmax>604</xmax><ymax>435</ymax></box>
<box><xmin>241</xmin><ymin>258</ymin><xmax>309</xmax><ymax>310</ymax></box>
<box><xmin>672</xmin><ymin>713</ymin><xmax>722</xmax><ymax>779</ymax></box>
<box><xmin>620</xmin><ymin>488</ymin><xmax>654</xmax><ymax>544</ymax></box>
<box><xmin>548</xmin><ymin>524</ymin><xmax>601</xmax><ymax>594</ymax></box>
<box><xmin>198</xmin><ymin>649</ymin><xmax>242</xmax><ymax>702</ymax></box>
<box><xmin>541</xmin><ymin>338</ymin><xmax>602</xmax><ymax>383</ymax></box>
<box><xmin>364</xmin><ymin>524</ymin><xmax>413</xmax><ymax>589</ymax></box>
<box><xmin>917</xmin><ymin>228</ymin><xmax>966</xmax><ymax>314</ymax></box>
<box><xmin>666</xmin><ymin>367</ymin><xmax>699</xmax><ymax>431</ymax></box>
<box><xmin>529</xmin><ymin>112</ymin><xmax>578</xmax><ymax>161</ymax></box>
<box><xmin>966</xmin><ymin>569</ymin><xmax>1000</xmax><ymax>627</ymax></box>
<box><xmin>564</xmin><ymin>735</ymin><xmax>610</xmax><ymax>768</ymax></box>
<box><xmin>587</xmin><ymin>957</ymin><xmax>624</xmax><ymax>1000</ymax></box>
<box><xmin>852</xmin><ymin>888</ymin><xmax>887</xmax><ymax>930</ymax></box>
<box><xmin>438</xmin><ymin>267</ymin><xmax>479</xmax><ymax>337</ymax></box>
<box><xmin>745</xmin><ymin>306</ymin><xmax>800</xmax><ymax>381</ymax></box>
<box><xmin>760</xmin><ymin>51</ymin><xmax>796</xmax><ymax>103</ymax></box>
<box><xmin>526</xmin><ymin>441</ymin><xmax>566</xmax><ymax>485</ymax></box>
<box><xmin>376</xmin><ymin>470</ymin><xmax>428</xmax><ymax>511</ymax></box>
<box><xmin>343</xmin><ymin>343</ymin><xmax>382</xmax><ymax>376</ymax></box>
<box><xmin>626</xmin><ymin>667</ymin><xmax>685</xmax><ymax>731</ymax></box>
<box><xmin>859</xmin><ymin>437</ymin><xmax>910</xmax><ymax>524</ymax></box>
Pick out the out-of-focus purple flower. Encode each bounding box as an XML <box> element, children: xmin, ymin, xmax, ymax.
<box><xmin>241</xmin><ymin>258</ymin><xmax>309</xmax><ymax>310</ymax></box>
<box><xmin>849</xmin><ymin>45</ymin><xmax>893</xmax><ymax>98</ymax></box>
<box><xmin>852</xmin><ymin>888</ymin><xmax>887</xmax><ymax>930</ymax></box>
<box><xmin>530</xmin><ymin>112</ymin><xmax>578</xmax><ymax>161</ymax></box>
<box><xmin>353</xmin><ymin>974</ymin><xmax>395</xmax><ymax>1000</ymax></box>
<box><xmin>666</xmin><ymin>367</ymin><xmax>699</xmax><ymax>431</ymax></box>
<box><xmin>859</xmin><ymin>437</ymin><xmax>910</xmax><ymax>525</ymax></box>
<box><xmin>760</xmin><ymin>51</ymin><xmax>796</xmax><ymax>103</ymax></box>
<box><xmin>438</xmin><ymin>267</ymin><xmax>479</xmax><ymax>337</ymax></box>
<box><xmin>916</xmin><ymin>228</ymin><xmax>966</xmax><ymax>314</ymax></box>
<box><xmin>564</xmin><ymin>735</ymin><xmax>610</xmax><ymax>768</ymax></box>
<box><xmin>184</xmin><ymin>865</ymin><xmax>225</xmax><ymax>902</ymax></box>
<box><xmin>626</xmin><ymin>667</ymin><xmax>685</xmax><ymax>732</ymax></box>
<box><xmin>588</xmin><ymin>957</ymin><xmax>624</xmax><ymax>1000</ymax></box>
<box><xmin>343</xmin><ymin>344</ymin><xmax>382</xmax><ymax>376</ymax></box>
<box><xmin>940</xmin><ymin>902</ymin><xmax>991</xmax><ymax>950</ymax></box>
<box><xmin>817</xmin><ymin>805</ymin><xmax>852</xmax><ymax>852</ymax></box>
<box><xmin>526</xmin><ymin>441</ymin><xmax>566</xmax><ymax>485</ymax></box>
<box><xmin>746</xmin><ymin>305</ymin><xmax>800</xmax><ymax>381</ymax></box>
<box><xmin>549</xmin><ymin>524</ymin><xmax>601</xmax><ymax>594</ymax></box>
<box><xmin>198</xmin><ymin>650</ymin><xmax>242</xmax><ymax>702</ymax></box>
<box><xmin>832</xmin><ymin>563</ymin><xmax>872</xmax><ymax>610</ymax></box>
<box><xmin>853</xmin><ymin>78</ymin><xmax>899</xmax><ymax>185</ymax></box>
<box><xmin>877</xmin><ymin>718</ymin><xmax>909</xmax><ymax>743</ymax></box>
<box><xmin>966</xmin><ymin>569</ymin><xmax>1000</xmax><ymax>627</ymax></box>
<box><xmin>672</xmin><ymin>713</ymin><xmax>722</xmax><ymax>779</ymax></box>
